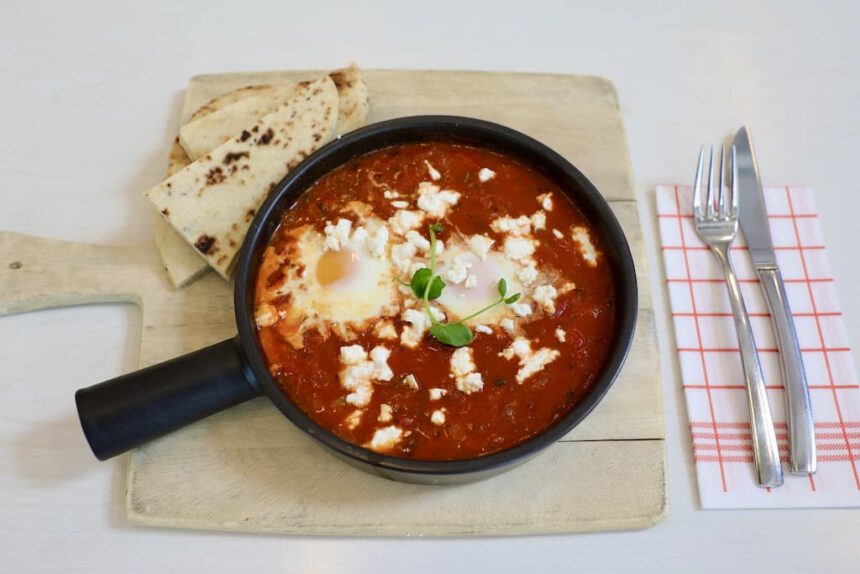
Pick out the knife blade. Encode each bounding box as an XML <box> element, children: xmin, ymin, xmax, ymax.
<box><xmin>734</xmin><ymin>126</ymin><xmax>816</xmax><ymax>474</ymax></box>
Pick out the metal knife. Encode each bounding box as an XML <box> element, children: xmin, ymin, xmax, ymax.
<box><xmin>734</xmin><ymin>126</ymin><xmax>816</xmax><ymax>474</ymax></box>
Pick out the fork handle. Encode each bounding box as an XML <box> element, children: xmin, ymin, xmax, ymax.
<box><xmin>713</xmin><ymin>246</ymin><xmax>784</xmax><ymax>487</ymax></box>
<box><xmin>758</xmin><ymin>267</ymin><xmax>816</xmax><ymax>474</ymax></box>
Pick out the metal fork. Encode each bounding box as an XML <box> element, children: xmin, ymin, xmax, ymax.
<box><xmin>693</xmin><ymin>145</ymin><xmax>783</xmax><ymax>488</ymax></box>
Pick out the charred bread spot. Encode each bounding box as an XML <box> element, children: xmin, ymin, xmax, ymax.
<box><xmin>259</xmin><ymin>128</ymin><xmax>274</xmax><ymax>145</ymax></box>
<box><xmin>161</xmin><ymin>208</ymin><xmax>170</xmax><ymax>217</ymax></box>
<box><xmin>8</xmin><ymin>261</ymin><xmax>23</xmax><ymax>270</ymax></box>
<box><xmin>195</xmin><ymin>235</ymin><xmax>217</xmax><ymax>255</ymax></box>
<box><xmin>223</xmin><ymin>151</ymin><xmax>250</xmax><ymax>165</ymax></box>
<box><xmin>205</xmin><ymin>166</ymin><xmax>226</xmax><ymax>185</ymax></box>
<box><xmin>252</xmin><ymin>126</ymin><xmax>259</xmax><ymax>133</ymax></box>
<box><xmin>240</xmin><ymin>130</ymin><xmax>251</xmax><ymax>142</ymax></box>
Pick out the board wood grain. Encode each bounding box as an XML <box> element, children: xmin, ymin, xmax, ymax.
<box><xmin>0</xmin><ymin>70</ymin><xmax>665</xmax><ymax>535</ymax></box>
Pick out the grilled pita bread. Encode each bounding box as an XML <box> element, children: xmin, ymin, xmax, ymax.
<box><xmin>146</xmin><ymin>76</ymin><xmax>339</xmax><ymax>278</ymax></box>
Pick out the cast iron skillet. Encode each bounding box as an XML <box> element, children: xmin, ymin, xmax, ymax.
<box><xmin>75</xmin><ymin>116</ymin><xmax>638</xmax><ymax>485</ymax></box>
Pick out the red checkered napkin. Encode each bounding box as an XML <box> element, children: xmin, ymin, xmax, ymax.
<box><xmin>656</xmin><ymin>185</ymin><xmax>860</xmax><ymax>509</ymax></box>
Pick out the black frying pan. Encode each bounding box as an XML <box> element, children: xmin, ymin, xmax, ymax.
<box><xmin>74</xmin><ymin>116</ymin><xmax>637</xmax><ymax>484</ymax></box>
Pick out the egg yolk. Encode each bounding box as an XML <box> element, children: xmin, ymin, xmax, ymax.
<box><xmin>316</xmin><ymin>248</ymin><xmax>358</xmax><ymax>287</ymax></box>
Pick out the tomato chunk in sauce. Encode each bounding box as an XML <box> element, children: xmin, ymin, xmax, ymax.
<box><xmin>254</xmin><ymin>142</ymin><xmax>615</xmax><ymax>460</ymax></box>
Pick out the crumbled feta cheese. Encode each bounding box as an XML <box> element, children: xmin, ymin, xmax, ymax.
<box><xmin>428</xmin><ymin>388</ymin><xmax>447</xmax><ymax>400</ymax></box>
<box><xmin>501</xmin><ymin>337</ymin><xmax>561</xmax><ymax>383</ymax></box>
<box><xmin>504</xmin><ymin>236</ymin><xmax>536</xmax><ymax>261</ymax></box>
<box><xmin>383</xmin><ymin>189</ymin><xmax>400</xmax><ymax>199</ymax></box>
<box><xmin>530</xmin><ymin>211</ymin><xmax>547</xmax><ymax>231</ymax></box>
<box><xmin>467</xmin><ymin>234</ymin><xmax>495</xmax><ymax>260</ymax></box>
<box><xmin>516</xmin><ymin>262</ymin><xmax>538</xmax><ymax>285</ymax></box>
<box><xmin>456</xmin><ymin>372</ymin><xmax>484</xmax><ymax>394</ymax></box>
<box><xmin>475</xmin><ymin>324</ymin><xmax>493</xmax><ymax>335</ymax></box>
<box><xmin>254</xmin><ymin>303</ymin><xmax>278</xmax><ymax>327</ymax></box>
<box><xmin>537</xmin><ymin>192</ymin><xmax>554</xmax><ymax>211</ymax></box>
<box><xmin>390</xmin><ymin>241</ymin><xmax>417</xmax><ymax>273</ymax></box>
<box><xmin>464</xmin><ymin>274</ymin><xmax>478</xmax><ymax>289</ymax></box>
<box><xmin>478</xmin><ymin>167</ymin><xmax>496</xmax><ymax>182</ymax></box>
<box><xmin>450</xmin><ymin>347</ymin><xmax>477</xmax><ymax>378</ymax></box>
<box><xmin>425</xmin><ymin>160</ymin><xmax>441</xmax><ymax>181</ymax></box>
<box><xmin>500</xmin><ymin>318</ymin><xmax>515</xmax><ymax>333</ymax></box>
<box><xmin>391</xmin><ymin>200</ymin><xmax>409</xmax><ymax>209</ymax></box>
<box><xmin>416</xmin><ymin>181</ymin><xmax>460</xmax><ymax>218</ymax></box>
<box><xmin>323</xmin><ymin>218</ymin><xmax>353</xmax><ymax>251</ymax></box>
<box><xmin>430</xmin><ymin>409</ymin><xmax>447</xmax><ymax>425</ymax></box>
<box><xmin>405</xmin><ymin>229</ymin><xmax>431</xmax><ymax>252</ymax></box>
<box><xmin>367</xmin><ymin>225</ymin><xmax>389</xmax><ymax>259</ymax></box>
<box><xmin>491</xmin><ymin>214</ymin><xmax>532</xmax><ymax>236</ymax></box>
<box><xmin>389</xmin><ymin>209</ymin><xmax>425</xmax><ymax>235</ymax></box>
<box><xmin>378</xmin><ymin>403</ymin><xmax>393</xmax><ymax>423</ymax></box>
<box><xmin>555</xmin><ymin>328</ymin><xmax>566</xmax><ymax>342</ymax></box>
<box><xmin>345</xmin><ymin>409</ymin><xmax>363</xmax><ymax>429</ymax></box>
<box><xmin>552</xmin><ymin>228</ymin><xmax>564</xmax><ymax>239</ymax></box>
<box><xmin>351</xmin><ymin>226</ymin><xmax>369</xmax><ymax>245</ymax></box>
<box><xmin>445</xmin><ymin>255</ymin><xmax>473</xmax><ymax>285</ymax></box>
<box><xmin>368</xmin><ymin>425</ymin><xmax>403</xmax><ymax>452</ymax></box>
<box><xmin>403</xmin><ymin>373</ymin><xmax>420</xmax><ymax>390</ymax></box>
<box><xmin>374</xmin><ymin>320</ymin><xmax>398</xmax><ymax>340</ymax></box>
<box><xmin>340</xmin><ymin>344</ymin><xmax>368</xmax><ymax>365</ymax></box>
<box><xmin>428</xmin><ymin>305</ymin><xmax>446</xmax><ymax>323</ymax></box>
<box><xmin>339</xmin><ymin>345</ymin><xmax>393</xmax><ymax>407</ymax></box>
<box><xmin>510</xmin><ymin>303</ymin><xmax>533</xmax><ymax>317</ymax></box>
<box><xmin>533</xmin><ymin>284</ymin><xmax>558</xmax><ymax>313</ymax></box>
<box><xmin>572</xmin><ymin>226</ymin><xmax>598</xmax><ymax>267</ymax></box>
<box><xmin>401</xmin><ymin>308</ymin><xmax>431</xmax><ymax>348</ymax></box>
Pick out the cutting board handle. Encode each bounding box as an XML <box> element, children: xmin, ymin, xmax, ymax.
<box><xmin>75</xmin><ymin>337</ymin><xmax>260</xmax><ymax>460</ymax></box>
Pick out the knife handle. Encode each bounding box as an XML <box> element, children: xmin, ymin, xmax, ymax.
<box><xmin>758</xmin><ymin>267</ymin><xmax>817</xmax><ymax>474</ymax></box>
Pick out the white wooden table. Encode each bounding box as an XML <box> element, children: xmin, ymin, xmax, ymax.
<box><xmin>1</xmin><ymin>1</ymin><xmax>858</xmax><ymax>571</ymax></box>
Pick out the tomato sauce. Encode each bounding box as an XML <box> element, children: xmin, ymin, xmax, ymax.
<box><xmin>254</xmin><ymin>142</ymin><xmax>616</xmax><ymax>460</ymax></box>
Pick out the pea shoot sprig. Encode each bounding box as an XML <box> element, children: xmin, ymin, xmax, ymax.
<box><xmin>407</xmin><ymin>223</ymin><xmax>521</xmax><ymax>347</ymax></box>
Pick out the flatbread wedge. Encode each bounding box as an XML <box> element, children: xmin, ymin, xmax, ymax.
<box><xmin>146</xmin><ymin>76</ymin><xmax>339</xmax><ymax>278</ymax></box>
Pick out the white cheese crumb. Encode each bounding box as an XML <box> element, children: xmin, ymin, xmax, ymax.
<box><xmin>425</xmin><ymin>160</ymin><xmax>441</xmax><ymax>181</ymax></box>
<box><xmin>533</xmin><ymin>284</ymin><xmax>558</xmax><ymax>314</ymax></box>
<box><xmin>428</xmin><ymin>305</ymin><xmax>446</xmax><ymax>323</ymax></box>
<box><xmin>510</xmin><ymin>303</ymin><xmax>533</xmax><ymax>317</ymax></box>
<box><xmin>467</xmin><ymin>234</ymin><xmax>495</xmax><ymax>260</ymax></box>
<box><xmin>323</xmin><ymin>218</ymin><xmax>353</xmax><ymax>251</ymax></box>
<box><xmin>378</xmin><ymin>403</ymin><xmax>393</xmax><ymax>423</ymax></box>
<box><xmin>391</xmin><ymin>200</ymin><xmax>409</xmax><ymax>209</ymax></box>
<box><xmin>530</xmin><ymin>211</ymin><xmax>547</xmax><ymax>231</ymax></box>
<box><xmin>515</xmin><ymin>262</ymin><xmax>538</xmax><ymax>286</ymax></box>
<box><xmin>405</xmin><ymin>229</ymin><xmax>431</xmax><ymax>252</ymax></box>
<box><xmin>478</xmin><ymin>167</ymin><xmax>496</xmax><ymax>182</ymax></box>
<box><xmin>370</xmin><ymin>346</ymin><xmax>394</xmax><ymax>381</ymax></box>
<box><xmin>572</xmin><ymin>225</ymin><xmax>598</xmax><ymax>267</ymax></box>
<box><xmin>430</xmin><ymin>409</ymin><xmax>447</xmax><ymax>426</ymax></box>
<box><xmin>403</xmin><ymin>373</ymin><xmax>420</xmax><ymax>390</ymax></box>
<box><xmin>368</xmin><ymin>425</ymin><xmax>403</xmax><ymax>452</ymax></box>
<box><xmin>340</xmin><ymin>344</ymin><xmax>368</xmax><ymax>365</ymax></box>
<box><xmin>383</xmin><ymin>190</ymin><xmax>400</xmax><ymax>199</ymax></box>
<box><xmin>464</xmin><ymin>274</ymin><xmax>478</xmax><ymax>289</ymax></box>
<box><xmin>537</xmin><ymin>192</ymin><xmax>554</xmax><ymax>211</ymax></box>
<box><xmin>450</xmin><ymin>347</ymin><xmax>477</xmax><ymax>378</ymax></box>
<box><xmin>475</xmin><ymin>324</ymin><xmax>493</xmax><ymax>335</ymax></box>
<box><xmin>429</xmin><ymin>388</ymin><xmax>447</xmax><ymax>400</ymax></box>
<box><xmin>504</xmin><ymin>236</ymin><xmax>537</xmax><ymax>261</ymax></box>
<box><xmin>345</xmin><ymin>409</ymin><xmax>363</xmax><ymax>430</ymax></box>
<box><xmin>456</xmin><ymin>372</ymin><xmax>484</xmax><ymax>394</ymax></box>
<box><xmin>401</xmin><ymin>308</ymin><xmax>431</xmax><ymax>348</ymax></box>
<box><xmin>374</xmin><ymin>320</ymin><xmax>398</xmax><ymax>340</ymax></box>
<box><xmin>501</xmin><ymin>337</ymin><xmax>561</xmax><ymax>383</ymax></box>
<box><xmin>367</xmin><ymin>225</ymin><xmax>389</xmax><ymax>259</ymax></box>
<box><xmin>552</xmin><ymin>228</ymin><xmax>564</xmax><ymax>239</ymax></box>
<box><xmin>254</xmin><ymin>303</ymin><xmax>278</xmax><ymax>327</ymax></box>
<box><xmin>350</xmin><ymin>226</ymin><xmax>369</xmax><ymax>245</ymax></box>
<box><xmin>416</xmin><ymin>181</ymin><xmax>460</xmax><ymax>218</ymax></box>
<box><xmin>555</xmin><ymin>328</ymin><xmax>566</xmax><ymax>342</ymax></box>
<box><xmin>389</xmin><ymin>209</ymin><xmax>425</xmax><ymax>236</ymax></box>
<box><xmin>500</xmin><ymin>318</ymin><xmax>515</xmax><ymax>333</ymax></box>
<box><xmin>391</xmin><ymin>241</ymin><xmax>418</xmax><ymax>274</ymax></box>
<box><xmin>445</xmin><ymin>255</ymin><xmax>473</xmax><ymax>285</ymax></box>
<box><xmin>491</xmin><ymin>214</ymin><xmax>532</xmax><ymax>236</ymax></box>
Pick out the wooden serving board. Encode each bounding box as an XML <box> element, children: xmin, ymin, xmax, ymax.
<box><xmin>0</xmin><ymin>70</ymin><xmax>666</xmax><ymax>535</ymax></box>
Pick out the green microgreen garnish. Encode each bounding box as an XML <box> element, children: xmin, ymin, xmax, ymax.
<box><xmin>406</xmin><ymin>223</ymin><xmax>521</xmax><ymax>347</ymax></box>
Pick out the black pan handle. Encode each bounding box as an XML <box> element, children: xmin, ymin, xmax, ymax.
<box><xmin>75</xmin><ymin>337</ymin><xmax>261</xmax><ymax>460</ymax></box>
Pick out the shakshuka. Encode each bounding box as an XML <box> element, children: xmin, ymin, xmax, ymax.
<box><xmin>253</xmin><ymin>142</ymin><xmax>615</xmax><ymax>460</ymax></box>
